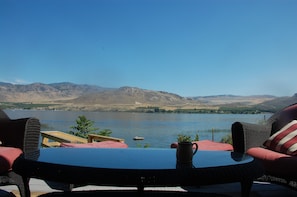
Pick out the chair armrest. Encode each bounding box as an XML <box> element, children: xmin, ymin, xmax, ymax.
<box><xmin>0</xmin><ymin>118</ymin><xmax>40</xmax><ymax>153</ymax></box>
<box><xmin>231</xmin><ymin>121</ymin><xmax>271</xmax><ymax>153</ymax></box>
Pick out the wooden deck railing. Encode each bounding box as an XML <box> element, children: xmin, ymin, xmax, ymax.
<box><xmin>87</xmin><ymin>133</ymin><xmax>125</xmax><ymax>143</ymax></box>
<box><xmin>40</xmin><ymin>131</ymin><xmax>125</xmax><ymax>147</ymax></box>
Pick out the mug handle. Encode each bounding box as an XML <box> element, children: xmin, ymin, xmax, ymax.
<box><xmin>192</xmin><ymin>142</ymin><xmax>198</xmax><ymax>155</ymax></box>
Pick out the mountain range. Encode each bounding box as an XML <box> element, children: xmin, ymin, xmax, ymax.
<box><xmin>0</xmin><ymin>82</ymin><xmax>296</xmax><ymax>112</ymax></box>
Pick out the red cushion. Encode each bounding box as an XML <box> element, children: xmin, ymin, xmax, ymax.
<box><xmin>170</xmin><ymin>140</ymin><xmax>233</xmax><ymax>151</ymax></box>
<box><xmin>247</xmin><ymin>147</ymin><xmax>297</xmax><ymax>177</ymax></box>
<box><xmin>0</xmin><ymin>147</ymin><xmax>22</xmax><ymax>173</ymax></box>
<box><xmin>60</xmin><ymin>141</ymin><xmax>128</xmax><ymax>148</ymax></box>
<box><xmin>263</xmin><ymin>120</ymin><xmax>297</xmax><ymax>155</ymax></box>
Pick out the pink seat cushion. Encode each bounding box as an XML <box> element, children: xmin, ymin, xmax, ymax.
<box><xmin>60</xmin><ymin>141</ymin><xmax>128</xmax><ymax>148</ymax></box>
<box><xmin>170</xmin><ymin>140</ymin><xmax>233</xmax><ymax>151</ymax></box>
<box><xmin>0</xmin><ymin>147</ymin><xmax>23</xmax><ymax>173</ymax></box>
<box><xmin>247</xmin><ymin>147</ymin><xmax>297</xmax><ymax>177</ymax></box>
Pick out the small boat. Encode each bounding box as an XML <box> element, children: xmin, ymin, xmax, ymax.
<box><xmin>133</xmin><ymin>136</ymin><xmax>144</xmax><ymax>140</ymax></box>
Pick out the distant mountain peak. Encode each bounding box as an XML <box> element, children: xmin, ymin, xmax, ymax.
<box><xmin>1</xmin><ymin>81</ymin><xmax>293</xmax><ymax>112</ymax></box>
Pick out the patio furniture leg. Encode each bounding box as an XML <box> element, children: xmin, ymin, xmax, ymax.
<box><xmin>22</xmin><ymin>176</ymin><xmax>31</xmax><ymax>197</ymax></box>
<box><xmin>9</xmin><ymin>172</ymin><xmax>30</xmax><ymax>197</ymax></box>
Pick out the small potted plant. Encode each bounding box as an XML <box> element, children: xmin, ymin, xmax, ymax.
<box><xmin>176</xmin><ymin>134</ymin><xmax>198</xmax><ymax>164</ymax></box>
<box><xmin>177</xmin><ymin>132</ymin><xmax>199</xmax><ymax>144</ymax></box>
<box><xmin>177</xmin><ymin>134</ymin><xmax>192</xmax><ymax>144</ymax></box>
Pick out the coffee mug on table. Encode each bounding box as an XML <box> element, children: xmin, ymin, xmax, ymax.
<box><xmin>176</xmin><ymin>142</ymin><xmax>198</xmax><ymax>164</ymax></box>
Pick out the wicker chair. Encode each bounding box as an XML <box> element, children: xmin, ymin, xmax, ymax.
<box><xmin>0</xmin><ymin>109</ymin><xmax>40</xmax><ymax>197</ymax></box>
<box><xmin>231</xmin><ymin>103</ymin><xmax>297</xmax><ymax>189</ymax></box>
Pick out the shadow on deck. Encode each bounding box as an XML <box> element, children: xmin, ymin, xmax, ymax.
<box><xmin>1</xmin><ymin>179</ymin><xmax>297</xmax><ymax>197</ymax></box>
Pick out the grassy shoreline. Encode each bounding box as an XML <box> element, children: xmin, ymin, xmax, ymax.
<box><xmin>0</xmin><ymin>102</ymin><xmax>272</xmax><ymax>114</ymax></box>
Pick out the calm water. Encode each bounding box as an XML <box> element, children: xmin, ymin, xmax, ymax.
<box><xmin>5</xmin><ymin>110</ymin><xmax>272</xmax><ymax>148</ymax></box>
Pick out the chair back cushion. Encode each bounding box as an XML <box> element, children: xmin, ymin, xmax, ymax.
<box><xmin>264</xmin><ymin>120</ymin><xmax>297</xmax><ymax>155</ymax></box>
<box><xmin>0</xmin><ymin>110</ymin><xmax>9</xmax><ymax>120</ymax></box>
<box><xmin>271</xmin><ymin>103</ymin><xmax>297</xmax><ymax>134</ymax></box>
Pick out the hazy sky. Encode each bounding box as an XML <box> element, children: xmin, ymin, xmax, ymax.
<box><xmin>1</xmin><ymin>0</ymin><xmax>296</xmax><ymax>97</ymax></box>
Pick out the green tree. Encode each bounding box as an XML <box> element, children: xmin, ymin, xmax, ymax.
<box><xmin>220</xmin><ymin>134</ymin><xmax>233</xmax><ymax>145</ymax></box>
<box><xmin>97</xmin><ymin>129</ymin><xmax>112</xmax><ymax>137</ymax></box>
<box><xmin>69</xmin><ymin>115</ymin><xmax>99</xmax><ymax>138</ymax></box>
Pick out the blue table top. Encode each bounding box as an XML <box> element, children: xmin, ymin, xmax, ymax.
<box><xmin>26</xmin><ymin>148</ymin><xmax>253</xmax><ymax>170</ymax></box>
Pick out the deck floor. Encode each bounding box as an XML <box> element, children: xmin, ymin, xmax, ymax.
<box><xmin>1</xmin><ymin>178</ymin><xmax>297</xmax><ymax>197</ymax></box>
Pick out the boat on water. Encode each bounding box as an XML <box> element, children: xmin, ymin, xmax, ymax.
<box><xmin>133</xmin><ymin>136</ymin><xmax>144</xmax><ymax>140</ymax></box>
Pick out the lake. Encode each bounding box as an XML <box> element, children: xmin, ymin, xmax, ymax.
<box><xmin>5</xmin><ymin>110</ymin><xmax>272</xmax><ymax>148</ymax></box>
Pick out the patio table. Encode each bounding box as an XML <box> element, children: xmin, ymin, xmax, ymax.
<box><xmin>13</xmin><ymin>148</ymin><xmax>263</xmax><ymax>197</ymax></box>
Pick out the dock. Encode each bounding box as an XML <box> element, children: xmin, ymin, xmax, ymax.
<box><xmin>40</xmin><ymin>131</ymin><xmax>125</xmax><ymax>147</ymax></box>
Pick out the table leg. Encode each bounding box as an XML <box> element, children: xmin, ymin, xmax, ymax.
<box><xmin>137</xmin><ymin>176</ymin><xmax>146</xmax><ymax>196</ymax></box>
<box><xmin>137</xmin><ymin>185</ymin><xmax>144</xmax><ymax>196</ymax></box>
<box><xmin>240</xmin><ymin>180</ymin><xmax>253</xmax><ymax>197</ymax></box>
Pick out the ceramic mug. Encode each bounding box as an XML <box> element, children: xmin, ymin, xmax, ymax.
<box><xmin>176</xmin><ymin>142</ymin><xmax>198</xmax><ymax>164</ymax></box>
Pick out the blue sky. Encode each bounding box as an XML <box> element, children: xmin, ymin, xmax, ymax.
<box><xmin>1</xmin><ymin>0</ymin><xmax>296</xmax><ymax>97</ymax></box>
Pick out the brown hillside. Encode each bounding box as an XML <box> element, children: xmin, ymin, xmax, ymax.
<box><xmin>68</xmin><ymin>87</ymin><xmax>196</xmax><ymax>105</ymax></box>
<box><xmin>0</xmin><ymin>82</ymin><xmax>109</xmax><ymax>102</ymax></box>
<box><xmin>0</xmin><ymin>82</ymin><xmax>281</xmax><ymax>111</ymax></box>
